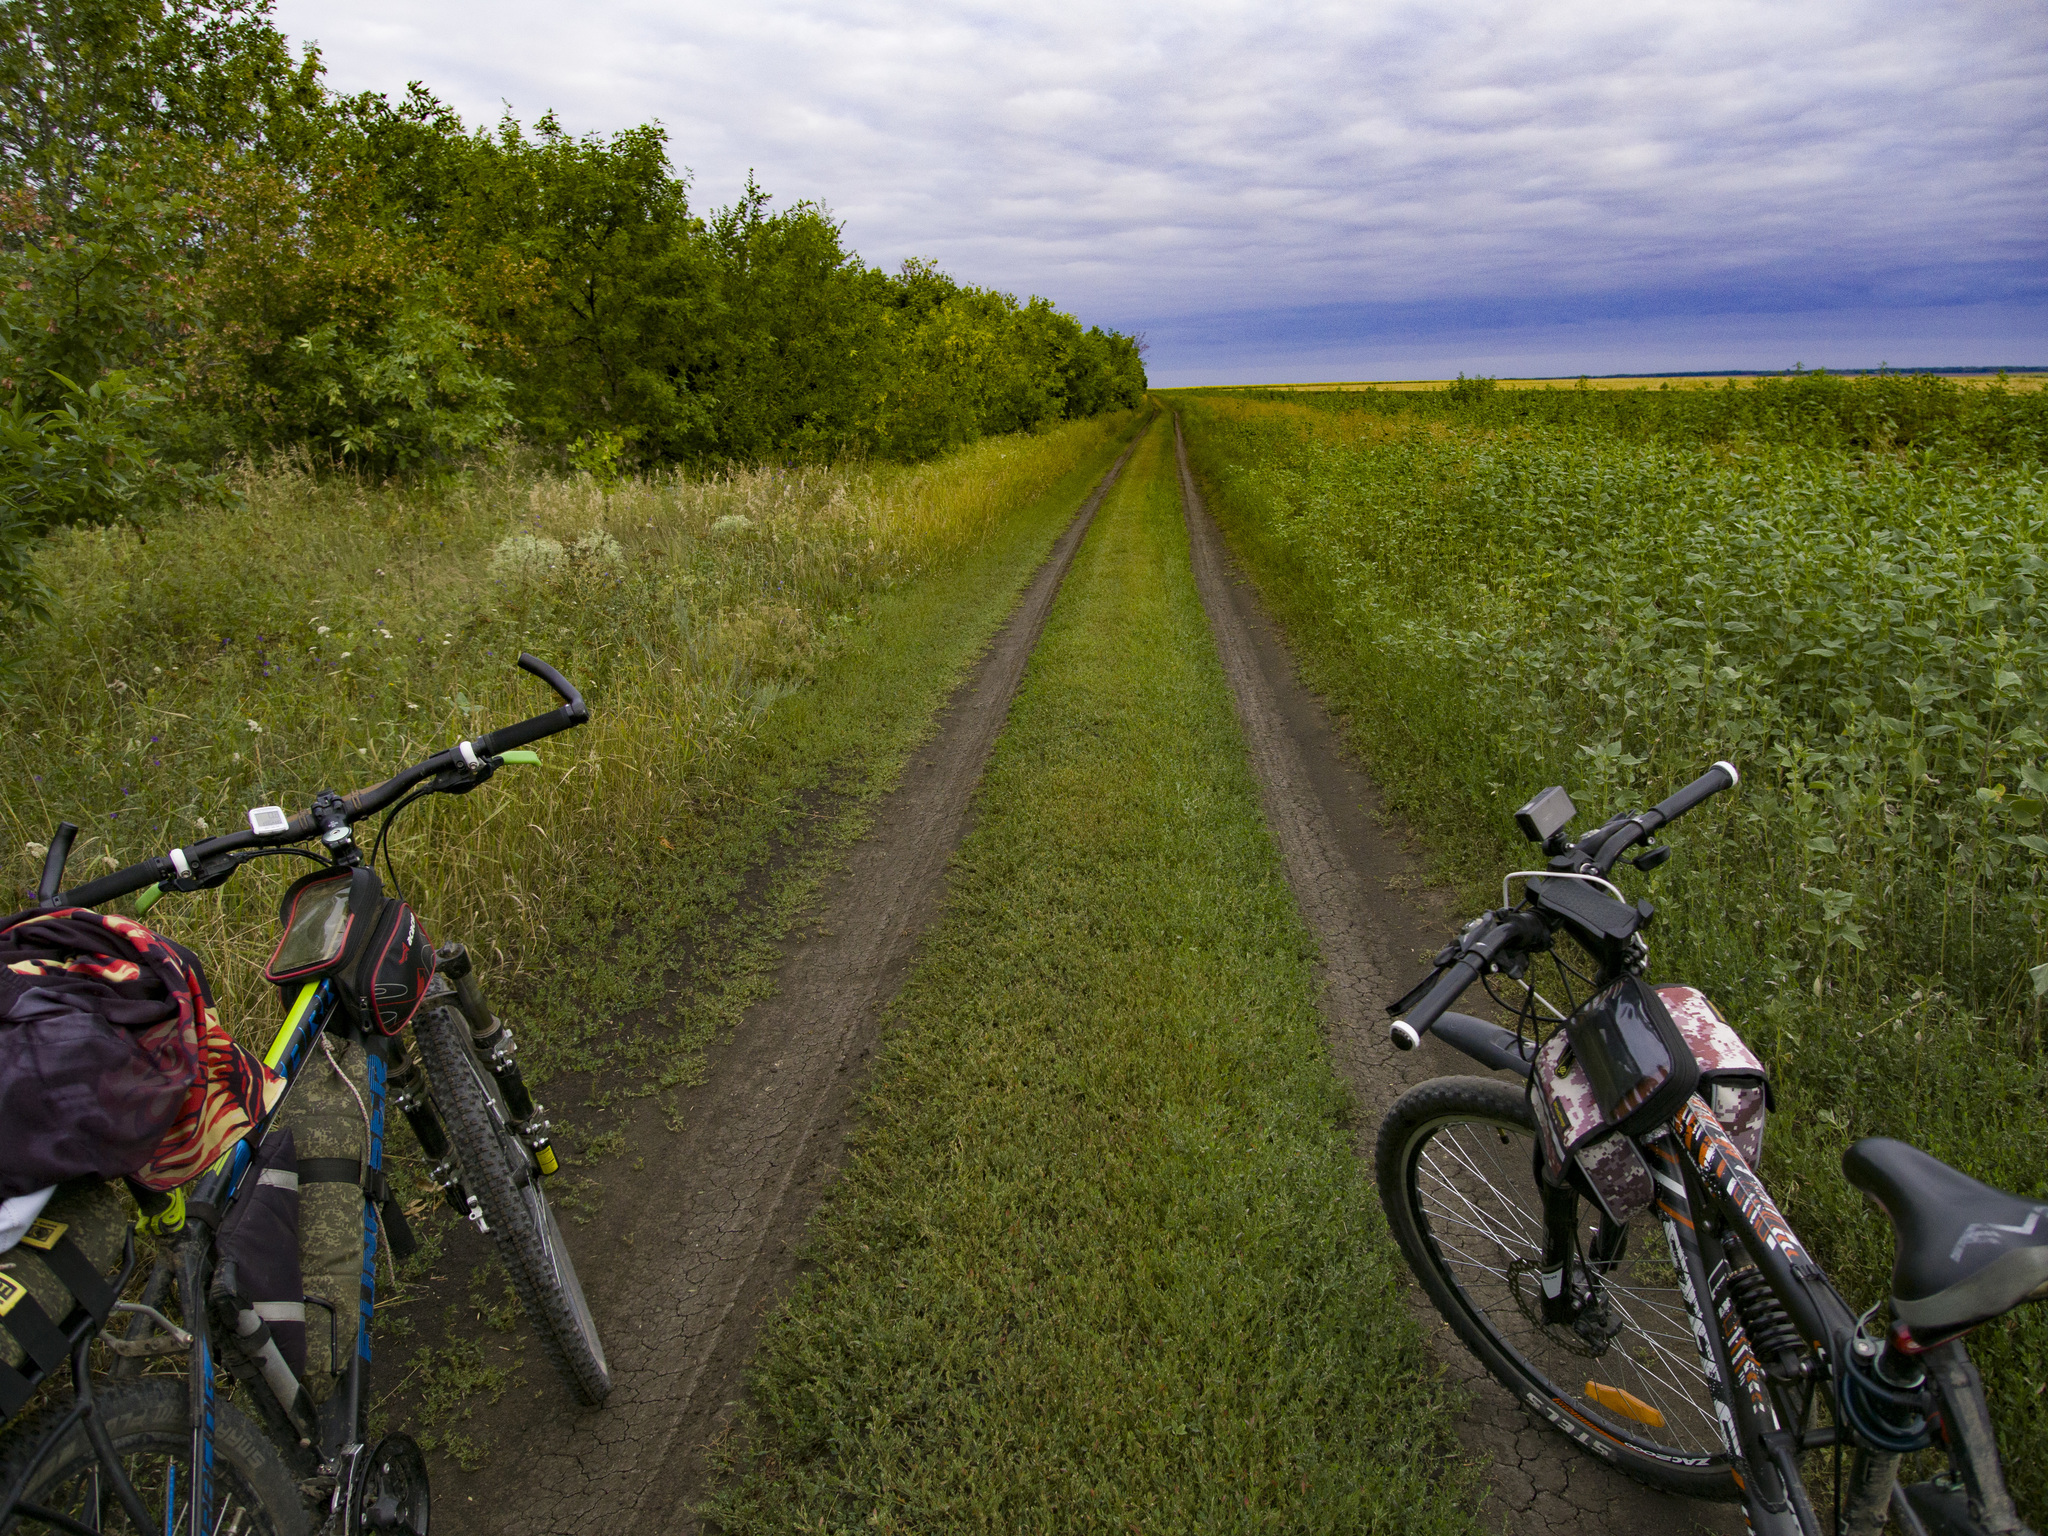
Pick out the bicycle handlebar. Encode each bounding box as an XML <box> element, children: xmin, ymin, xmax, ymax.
<box><xmin>1386</xmin><ymin>761</ymin><xmax>1740</xmax><ymax>1049</ymax></box>
<box><xmin>1389</xmin><ymin>912</ymin><xmax>1545</xmax><ymax>1050</ymax></box>
<box><xmin>1580</xmin><ymin>760</ymin><xmax>1740</xmax><ymax>874</ymax></box>
<box><xmin>50</xmin><ymin>654</ymin><xmax>587</xmax><ymax>911</ymax></box>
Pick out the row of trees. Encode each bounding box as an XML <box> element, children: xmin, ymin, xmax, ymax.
<box><xmin>0</xmin><ymin>0</ymin><xmax>1146</xmax><ymax>617</ymax></box>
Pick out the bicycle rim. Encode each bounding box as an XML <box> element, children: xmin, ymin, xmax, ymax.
<box><xmin>1395</xmin><ymin>1085</ymin><xmax>1730</xmax><ymax>1474</ymax></box>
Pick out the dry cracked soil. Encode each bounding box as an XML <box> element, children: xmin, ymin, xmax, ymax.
<box><xmin>421</xmin><ymin>419</ymin><xmax>1741</xmax><ymax>1535</ymax></box>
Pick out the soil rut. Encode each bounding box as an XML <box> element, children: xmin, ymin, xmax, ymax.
<box><xmin>1171</xmin><ymin>419</ymin><xmax>1738</xmax><ymax>1536</ymax></box>
<box><xmin>432</xmin><ymin>440</ymin><xmax>1136</xmax><ymax>1536</ymax></box>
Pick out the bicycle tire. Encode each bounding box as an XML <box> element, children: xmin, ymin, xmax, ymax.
<box><xmin>1374</xmin><ymin>1075</ymin><xmax>1740</xmax><ymax>1501</ymax></box>
<box><xmin>412</xmin><ymin>1004</ymin><xmax>612</xmax><ymax>1405</ymax></box>
<box><xmin>0</xmin><ymin>1377</ymin><xmax>310</xmax><ymax>1535</ymax></box>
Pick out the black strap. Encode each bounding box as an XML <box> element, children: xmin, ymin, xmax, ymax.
<box><xmin>380</xmin><ymin>1198</ymin><xmax>418</xmax><ymax>1262</ymax></box>
<box><xmin>297</xmin><ymin>1158</ymin><xmax>414</xmax><ymax>1260</ymax></box>
<box><xmin>0</xmin><ymin>1291</ymin><xmax>69</xmax><ymax>1377</ymax></box>
<box><xmin>0</xmin><ymin>1359</ymin><xmax>34</xmax><ymax>1418</ymax></box>
<box><xmin>31</xmin><ymin>1236</ymin><xmax>116</xmax><ymax>1324</ymax></box>
<box><xmin>297</xmin><ymin>1157</ymin><xmax>385</xmax><ymax>1203</ymax></box>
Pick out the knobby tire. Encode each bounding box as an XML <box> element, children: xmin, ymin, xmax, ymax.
<box><xmin>412</xmin><ymin>1006</ymin><xmax>612</xmax><ymax>1406</ymax></box>
<box><xmin>0</xmin><ymin>1378</ymin><xmax>309</xmax><ymax>1535</ymax></box>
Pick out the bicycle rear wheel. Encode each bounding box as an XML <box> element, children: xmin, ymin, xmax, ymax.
<box><xmin>0</xmin><ymin>1378</ymin><xmax>310</xmax><ymax>1535</ymax></box>
<box><xmin>1374</xmin><ymin>1075</ymin><xmax>1739</xmax><ymax>1500</ymax></box>
<box><xmin>412</xmin><ymin>1005</ymin><xmax>611</xmax><ymax>1405</ymax></box>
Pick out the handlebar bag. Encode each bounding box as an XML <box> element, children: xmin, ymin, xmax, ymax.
<box><xmin>347</xmin><ymin>900</ymin><xmax>434</xmax><ymax>1036</ymax></box>
<box><xmin>263</xmin><ymin>866</ymin><xmax>383</xmax><ymax>987</ymax></box>
<box><xmin>1657</xmin><ymin>985</ymin><xmax>1771</xmax><ymax>1169</ymax></box>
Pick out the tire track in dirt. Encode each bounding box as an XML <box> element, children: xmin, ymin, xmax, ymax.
<box><xmin>432</xmin><ymin>437</ymin><xmax>1138</xmax><ymax>1536</ymax></box>
<box><xmin>1171</xmin><ymin>418</ymin><xmax>1738</xmax><ymax>1536</ymax></box>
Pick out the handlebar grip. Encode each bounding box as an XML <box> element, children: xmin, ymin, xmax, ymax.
<box><xmin>1651</xmin><ymin>760</ymin><xmax>1739</xmax><ymax>829</ymax></box>
<box><xmin>1390</xmin><ymin>953</ymin><xmax>1487</xmax><ymax>1050</ymax></box>
<box><xmin>59</xmin><ymin>856</ymin><xmax>173</xmax><ymax>910</ymax></box>
<box><xmin>36</xmin><ymin>823</ymin><xmax>78</xmax><ymax>904</ymax></box>
<box><xmin>468</xmin><ymin>654</ymin><xmax>589</xmax><ymax>760</ymax></box>
<box><xmin>517</xmin><ymin>653</ymin><xmax>585</xmax><ymax>716</ymax></box>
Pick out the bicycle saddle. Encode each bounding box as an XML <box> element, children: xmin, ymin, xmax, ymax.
<box><xmin>1842</xmin><ymin>1138</ymin><xmax>2048</xmax><ymax>1337</ymax></box>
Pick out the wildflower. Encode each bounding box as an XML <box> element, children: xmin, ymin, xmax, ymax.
<box><xmin>245</xmin><ymin>719</ymin><xmax>263</xmax><ymax>733</ymax></box>
<box><xmin>317</xmin><ymin>625</ymin><xmax>331</xmax><ymax>636</ymax></box>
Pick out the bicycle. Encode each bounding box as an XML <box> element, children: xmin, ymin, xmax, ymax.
<box><xmin>1</xmin><ymin>653</ymin><xmax>608</xmax><ymax>1533</ymax></box>
<box><xmin>1373</xmin><ymin>762</ymin><xmax>2043</xmax><ymax>1536</ymax></box>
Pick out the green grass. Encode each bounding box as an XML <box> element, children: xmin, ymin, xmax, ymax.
<box><xmin>1168</xmin><ymin>387</ymin><xmax>2048</xmax><ymax>1514</ymax></box>
<box><xmin>1</xmin><ymin>415</ymin><xmax>1140</xmax><ymax>1104</ymax></box>
<box><xmin>713</xmin><ymin>417</ymin><xmax>1477</xmax><ymax>1535</ymax></box>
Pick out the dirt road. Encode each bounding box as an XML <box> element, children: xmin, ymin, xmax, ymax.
<box><xmin>428</xmin><ymin>440</ymin><xmax>1135</xmax><ymax>1536</ymax></box>
<box><xmin>1171</xmin><ymin>419</ymin><xmax>1739</xmax><ymax>1536</ymax></box>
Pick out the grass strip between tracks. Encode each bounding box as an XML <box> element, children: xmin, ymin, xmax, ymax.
<box><xmin>714</xmin><ymin>417</ymin><xmax>1478</xmax><ymax>1533</ymax></box>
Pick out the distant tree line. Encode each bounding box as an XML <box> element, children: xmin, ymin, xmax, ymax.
<box><xmin>0</xmin><ymin>0</ymin><xmax>1146</xmax><ymax>618</ymax></box>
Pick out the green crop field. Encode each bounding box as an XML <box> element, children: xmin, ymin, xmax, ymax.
<box><xmin>1169</xmin><ymin>376</ymin><xmax>2048</xmax><ymax>1509</ymax></box>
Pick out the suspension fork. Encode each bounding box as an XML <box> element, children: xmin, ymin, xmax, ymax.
<box><xmin>1642</xmin><ymin>1136</ymin><xmax>1813</xmax><ymax>1535</ymax></box>
<box><xmin>437</xmin><ymin>942</ymin><xmax>556</xmax><ymax>1174</ymax></box>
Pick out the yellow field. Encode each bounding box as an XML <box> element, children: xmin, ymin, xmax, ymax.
<box><xmin>1218</xmin><ymin>373</ymin><xmax>2046</xmax><ymax>393</ymax></box>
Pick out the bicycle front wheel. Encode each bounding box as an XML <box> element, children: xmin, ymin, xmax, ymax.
<box><xmin>0</xmin><ymin>1378</ymin><xmax>311</xmax><ymax>1535</ymax></box>
<box><xmin>412</xmin><ymin>1005</ymin><xmax>612</xmax><ymax>1405</ymax></box>
<box><xmin>1374</xmin><ymin>1075</ymin><xmax>1739</xmax><ymax>1500</ymax></box>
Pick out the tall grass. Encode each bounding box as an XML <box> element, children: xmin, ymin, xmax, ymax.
<box><xmin>1</xmin><ymin>416</ymin><xmax>1138</xmax><ymax>1061</ymax></box>
<box><xmin>1173</xmin><ymin>390</ymin><xmax>2048</xmax><ymax>1511</ymax></box>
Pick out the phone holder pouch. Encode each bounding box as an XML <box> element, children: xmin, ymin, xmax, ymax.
<box><xmin>1566</xmin><ymin>974</ymin><xmax>1700</xmax><ymax>1138</ymax></box>
<box><xmin>1536</xmin><ymin>980</ymin><xmax>1767</xmax><ymax>1224</ymax></box>
<box><xmin>350</xmin><ymin>901</ymin><xmax>434</xmax><ymax>1036</ymax></box>
<box><xmin>264</xmin><ymin>866</ymin><xmax>383</xmax><ymax>986</ymax></box>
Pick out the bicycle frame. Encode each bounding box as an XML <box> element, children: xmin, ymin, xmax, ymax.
<box><xmin>1635</xmin><ymin>1096</ymin><xmax>2023</xmax><ymax>1536</ymax></box>
<box><xmin>0</xmin><ymin>977</ymin><xmax>399</xmax><ymax>1533</ymax></box>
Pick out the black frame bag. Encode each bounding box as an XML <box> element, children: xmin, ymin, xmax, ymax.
<box><xmin>1564</xmin><ymin>973</ymin><xmax>1701</xmax><ymax>1137</ymax></box>
<box><xmin>351</xmin><ymin>900</ymin><xmax>434</xmax><ymax>1036</ymax></box>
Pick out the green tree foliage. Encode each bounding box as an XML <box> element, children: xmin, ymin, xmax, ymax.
<box><xmin>0</xmin><ymin>0</ymin><xmax>1145</xmax><ymax>625</ymax></box>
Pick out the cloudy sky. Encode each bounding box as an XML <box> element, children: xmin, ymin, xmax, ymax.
<box><xmin>271</xmin><ymin>0</ymin><xmax>2046</xmax><ymax>386</ymax></box>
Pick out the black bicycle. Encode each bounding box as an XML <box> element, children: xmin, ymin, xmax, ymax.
<box><xmin>1</xmin><ymin>653</ymin><xmax>607</xmax><ymax>1534</ymax></box>
<box><xmin>1375</xmin><ymin>762</ymin><xmax>2041</xmax><ymax>1536</ymax></box>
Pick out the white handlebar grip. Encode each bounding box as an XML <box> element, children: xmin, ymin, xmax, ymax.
<box><xmin>1389</xmin><ymin>1020</ymin><xmax>1420</xmax><ymax>1051</ymax></box>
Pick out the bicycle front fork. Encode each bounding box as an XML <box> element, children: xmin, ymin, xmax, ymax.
<box><xmin>389</xmin><ymin>943</ymin><xmax>559</xmax><ymax>1228</ymax></box>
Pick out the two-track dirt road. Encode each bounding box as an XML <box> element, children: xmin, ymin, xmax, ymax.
<box><xmin>430</xmin><ymin>440</ymin><xmax>1136</xmax><ymax>1536</ymax></box>
<box><xmin>1172</xmin><ymin>419</ymin><xmax>1736</xmax><ymax>1536</ymax></box>
<box><xmin>433</xmin><ymin>414</ymin><xmax>1732</xmax><ymax>1534</ymax></box>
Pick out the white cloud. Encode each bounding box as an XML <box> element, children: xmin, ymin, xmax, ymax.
<box><xmin>271</xmin><ymin>0</ymin><xmax>2046</xmax><ymax>378</ymax></box>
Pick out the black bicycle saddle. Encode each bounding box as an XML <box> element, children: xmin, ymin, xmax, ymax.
<box><xmin>1842</xmin><ymin>1138</ymin><xmax>2048</xmax><ymax>1337</ymax></box>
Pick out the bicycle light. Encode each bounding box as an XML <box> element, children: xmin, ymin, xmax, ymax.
<box><xmin>1514</xmin><ymin>785</ymin><xmax>1575</xmax><ymax>845</ymax></box>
